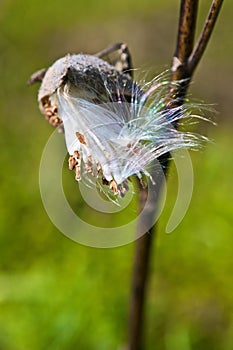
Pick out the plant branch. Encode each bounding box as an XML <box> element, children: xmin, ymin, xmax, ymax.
<box><xmin>128</xmin><ymin>228</ymin><xmax>153</xmax><ymax>350</ymax></box>
<box><xmin>168</xmin><ymin>0</ymin><xmax>199</xmax><ymax>108</ymax></box>
<box><xmin>127</xmin><ymin>1</ymin><xmax>224</xmax><ymax>349</ymax></box>
<box><xmin>188</xmin><ymin>0</ymin><xmax>224</xmax><ymax>74</ymax></box>
<box><xmin>171</xmin><ymin>0</ymin><xmax>199</xmax><ymax>82</ymax></box>
<box><xmin>128</xmin><ymin>171</ymin><xmax>163</xmax><ymax>350</ymax></box>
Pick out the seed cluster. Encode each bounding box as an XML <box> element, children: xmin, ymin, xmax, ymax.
<box><xmin>68</xmin><ymin>139</ymin><xmax>129</xmax><ymax>197</ymax></box>
<box><xmin>40</xmin><ymin>97</ymin><xmax>62</xmax><ymax>127</ymax></box>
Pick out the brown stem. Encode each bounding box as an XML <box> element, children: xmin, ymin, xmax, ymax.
<box><xmin>128</xmin><ymin>230</ymin><xmax>153</xmax><ymax>350</ymax></box>
<box><xmin>188</xmin><ymin>0</ymin><xmax>224</xmax><ymax>74</ymax></box>
<box><xmin>127</xmin><ymin>0</ymin><xmax>224</xmax><ymax>349</ymax></box>
<box><xmin>128</xmin><ymin>171</ymin><xmax>164</xmax><ymax>350</ymax></box>
<box><xmin>171</xmin><ymin>0</ymin><xmax>199</xmax><ymax>82</ymax></box>
<box><xmin>169</xmin><ymin>0</ymin><xmax>199</xmax><ymax>105</ymax></box>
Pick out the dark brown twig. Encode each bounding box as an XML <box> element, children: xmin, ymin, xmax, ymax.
<box><xmin>128</xmin><ymin>170</ymin><xmax>164</xmax><ymax>350</ymax></box>
<box><xmin>171</xmin><ymin>0</ymin><xmax>199</xmax><ymax>83</ymax></box>
<box><xmin>128</xmin><ymin>229</ymin><xmax>153</xmax><ymax>350</ymax></box>
<box><xmin>188</xmin><ymin>0</ymin><xmax>224</xmax><ymax>74</ymax></box>
<box><xmin>128</xmin><ymin>1</ymin><xmax>224</xmax><ymax>349</ymax></box>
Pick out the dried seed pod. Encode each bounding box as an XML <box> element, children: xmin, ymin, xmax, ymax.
<box><xmin>29</xmin><ymin>43</ymin><xmax>206</xmax><ymax>197</ymax></box>
<box><xmin>37</xmin><ymin>52</ymin><xmax>137</xmax><ymax>119</ymax></box>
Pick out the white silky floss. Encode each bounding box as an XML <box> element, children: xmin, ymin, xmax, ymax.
<box><xmin>56</xmin><ymin>76</ymin><xmax>203</xmax><ymax>196</ymax></box>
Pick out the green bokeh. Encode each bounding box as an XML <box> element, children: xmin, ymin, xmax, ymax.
<box><xmin>0</xmin><ymin>1</ymin><xmax>232</xmax><ymax>349</ymax></box>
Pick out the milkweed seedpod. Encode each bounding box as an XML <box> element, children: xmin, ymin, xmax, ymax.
<box><xmin>29</xmin><ymin>43</ymin><xmax>203</xmax><ymax>197</ymax></box>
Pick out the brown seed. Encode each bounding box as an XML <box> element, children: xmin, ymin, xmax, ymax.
<box><xmin>68</xmin><ymin>156</ymin><xmax>77</xmax><ymax>170</ymax></box>
<box><xmin>96</xmin><ymin>163</ymin><xmax>101</xmax><ymax>173</ymax></box>
<box><xmin>84</xmin><ymin>157</ymin><xmax>93</xmax><ymax>174</ymax></box>
<box><xmin>84</xmin><ymin>164</ymin><xmax>92</xmax><ymax>174</ymax></box>
<box><xmin>76</xmin><ymin>132</ymin><xmax>87</xmax><ymax>145</ymax></box>
<box><xmin>49</xmin><ymin>116</ymin><xmax>62</xmax><ymax>127</ymax></box>
<box><xmin>75</xmin><ymin>166</ymin><xmax>81</xmax><ymax>181</ymax></box>
<box><xmin>109</xmin><ymin>180</ymin><xmax>118</xmax><ymax>195</ymax></box>
<box><xmin>45</xmin><ymin>110</ymin><xmax>53</xmax><ymax>117</ymax></box>
<box><xmin>73</xmin><ymin>150</ymin><xmax>80</xmax><ymax>159</ymax></box>
<box><xmin>52</xmin><ymin>106</ymin><xmax>58</xmax><ymax>114</ymax></box>
<box><xmin>87</xmin><ymin>155</ymin><xmax>93</xmax><ymax>167</ymax></box>
<box><xmin>41</xmin><ymin>97</ymin><xmax>50</xmax><ymax>107</ymax></box>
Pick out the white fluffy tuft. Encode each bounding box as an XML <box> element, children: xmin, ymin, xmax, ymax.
<box><xmin>56</xmin><ymin>74</ymin><xmax>208</xmax><ymax>196</ymax></box>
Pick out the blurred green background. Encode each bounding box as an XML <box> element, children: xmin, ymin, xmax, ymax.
<box><xmin>0</xmin><ymin>0</ymin><xmax>232</xmax><ymax>349</ymax></box>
